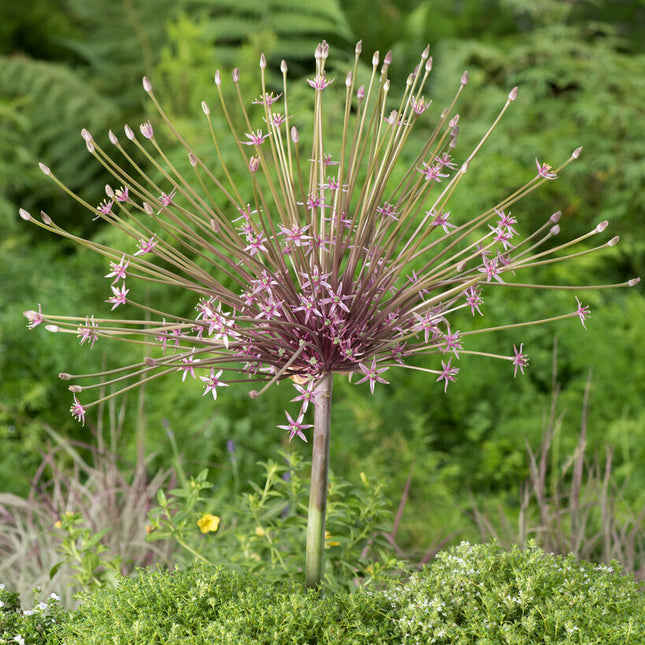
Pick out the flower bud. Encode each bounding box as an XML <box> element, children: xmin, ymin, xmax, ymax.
<box><xmin>372</xmin><ymin>51</ymin><xmax>380</xmax><ymax>66</ymax></box>
<box><xmin>550</xmin><ymin>224</ymin><xmax>560</xmax><ymax>236</ymax></box>
<box><xmin>345</xmin><ymin>71</ymin><xmax>352</xmax><ymax>88</ymax></box>
<box><xmin>249</xmin><ymin>156</ymin><xmax>260</xmax><ymax>173</ymax></box>
<box><xmin>425</xmin><ymin>56</ymin><xmax>433</xmax><ymax>72</ymax></box>
<box><xmin>59</xmin><ymin>372</ymin><xmax>72</xmax><ymax>380</ymax></box>
<box><xmin>144</xmin><ymin>356</ymin><xmax>159</xmax><ymax>367</ymax></box>
<box><xmin>188</xmin><ymin>152</ymin><xmax>198</xmax><ymax>167</ymax></box>
<box><xmin>45</xmin><ymin>324</ymin><xmax>59</xmax><ymax>333</ymax></box>
<box><xmin>422</xmin><ymin>45</ymin><xmax>430</xmax><ymax>59</ymax></box>
<box><xmin>291</xmin><ymin>127</ymin><xmax>299</xmax><ymax>144</ymax></box>
<box><xmin>595</xmin><ymin>220</ymin><xmax>609</xmax><ymax>233</ymax></box>
<box><xmin>550</xmin><ymin>211</ymin><xmax>562</xmax><ymax>223</ymax></box>
<box><xmin>214</xmin><ymin>70</ymin><xmax>222</xmax><ymax>86</ymax></box>
<box><xmin>41</xmin><ymin>211</ymin><xmax>52</xmax><ymax>225</ymax></box>
<box><xmin>355</xmin><ymin>40</ymin><xmax>362</xmax><ymax>55</ymax></box>
<box><xmin>109</xmin><ymin>130</ymin><xmax>118</xmax><ymax>145</ymax></box>
<box><xmin>572</xmin><ymin>146</ymin><xmax>582</xmax><ymax>159</ymax></box>
<box><xmin>384</xmin><ymin>50</ymin><xmax>393</xmax><ymax>66</ymax></box>
<box><xmin>461</xmin><ymin>70</ymin><xmax>469</xmax><ymax>85</ymax></box>
<box><xmin>629</xmin><ymin>278</ymin><xmax>641</xmax><ymax>287</ymax></box>
<box><xmin>81</xmin><ymin>128</ymin><xmax>93</xmax><ymax>142</ymax></box>
<box><xmin>39</xmin><ymin>162</ymin><xmax>51</xmax><ymax>175</ymax></box>
<box><xmin>201</xmin><ymin>101</ymin><xmax>210</xmax><ymax>115</ymax></box>
<box><xmin>143</xmin><ymin>201</ymin><xmax>154</xmax><ymax>215</ymax></box>
<box><xmin>143</xmin><ymin>76</ymin><xmax>152</xmax><ymax>92</ymax></box>
<box><xmin>124</xmin><ymin>125</ymin><xmax>135</xmax><ymax>140</ymax></box>
<box><xmin>19</xmin><ymin>208</ymin><xmax>32</xmax><ymax>221</ymax></box>
<box><xmin>357</xmin><ymin>85</ymin><xmax>365</xmax><ymax>100</ymax></box>
<box><xmin>607</xmin><ymin>235</ymin><xmax>619</xmax><ymax>246</ymax></box>
<box><xmin>281</xmin><ymin>59</ymin><xmax>287</xmax><ymax>73</ymax></box>
<box><xmin>232</xmin><ymin>68</ymin><xmax>240</xmax><ymax>83</ymax></box>
<box><xmin>140</xmin><ymin>121</ymin><xmax>154</xmax><ymax>139</ymax></box>
<box><xmin>508</xmin><ymin>86</ymin><xmax>518</xmax><ymax>101</ymax></box>
<box><xmin>260</xmin><ymin>53</ymin><xmax>266</xmax><ymax>69</ymax></box>
<box><xmin>68</xmin><ymin>385</ymin><xmax>82</xmax><ymax>393</ymax></box>
<box><xmin>105</xmin><ymin>184</ymin><xmax>114</xmax><ymax>198</ymax></box>
<box><xmin>85</xmin><ymin>140</ymin><xmax>95</xmax><ymax>154</ymax></box>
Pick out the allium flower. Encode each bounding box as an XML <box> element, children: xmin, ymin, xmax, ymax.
<box><xmin>22</xmin><ymin>40</ymin><xmax>638</xmax><ymax>588</ymax></box>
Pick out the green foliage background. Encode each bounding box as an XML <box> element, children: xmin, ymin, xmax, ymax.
<box><xmin>1</xmin><ymin>0</ymin><xmax>644</xmax><ymax>563</ymax></box>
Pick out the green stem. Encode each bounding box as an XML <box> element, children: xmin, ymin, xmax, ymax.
<box><xmin>305</xmin><ymin>372</ymin><xmax>333</xmax><ymax>589</ymax></box>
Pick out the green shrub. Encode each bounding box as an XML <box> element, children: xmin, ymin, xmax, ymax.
<box><xmin>54</xmin><ymin>541</ymin><xmax>645</xmax><ymax>644</ymax></box>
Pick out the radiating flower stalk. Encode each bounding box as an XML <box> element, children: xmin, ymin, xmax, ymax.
<box><xmin>21</xmin><ymin>41</ymin><xmax>638</xmax><ymax>589</ymax></box>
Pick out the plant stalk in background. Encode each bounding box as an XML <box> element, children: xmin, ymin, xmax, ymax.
<box><xmin>21</xmin><ymin>40</ymin><xmax>638</xmax><ymax>588</ymax></box>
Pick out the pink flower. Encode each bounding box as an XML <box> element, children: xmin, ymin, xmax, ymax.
<box><xmin>106</xmin><ymin>283</ymin><xmax>129</xmax><ymax>310</ymax></box>
<box><xmin>70</xmin><ymin>396</ymin><xmax>87</xmax><ymax>425</ymax></box>
<box><xmin>179</xmin><ymin>352</ymin><xmax>199</xmax><ymax>381</ymax></box>
<box><xmin>77</xmin><ymin>316</ymin><xmax>98</xmax><ymax>349</ymax></box>
<box><xmin>535</xmin><ymin>159</ymin><xmax>557</xmax><ymax>180</ymax></box>
<box><xmin>512</xmin><ymin>343</ymin><xmax>529</xmax><ymax>377</ymax></box>
<box><xmin>575</xmin><ymin>297</ymin><xmax>590</xmax><ymax>329</ymax></box>
<box><xmin>356</xmin><ymin>357</ymin><xmax>389</xmax><ymax>394</ymax></box>
<box><xmin>114</xmin><ymin>185</ymin><xmax>129</xmax><ymax>202</ymax></box>
<box><xmin>436</xmin><ymin>358</ymin><xmax>459</xmax><ymax>392</ymax></box>
<box><xmin>134</xmin><ymin>236</ymin><xmax>157</xmax><ymax>256</ymax></box>
<box><xmin>200</xmin><ymin>368</ymin><xmax>228</xmax><ymax>400</ymax></box>
<box><xmin>241</xmin><ymin>129</ymin><xmax>270</xmax><ymax>146</ymax></box>
<box><xmin>307</xmin><ymin>75</ymin><xmax>334</xmax><ymax>91</ymax></box>
<box><xmin>24</xmin><ymin>304</ymin><xmax>43</xmax><ymax>329</ymax></box>
<box><xmin>277</xmin><ymin>411</ymin><xmax>312</xmax><ymax>442</ymax></box>
<box><xmin>105</xmin><ymin>256</ymin><xmax>129</xmax><ymax>283</ymax></box>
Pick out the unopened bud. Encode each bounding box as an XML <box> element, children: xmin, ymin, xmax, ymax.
<box><xmin>143</xmin><ymin>76</ymin><xmax>152</xmax><ymax>92</ymax></box>
<box><xmin>81</xmin><ymin>128</ymin><xmax>92</xmax><ymax>142</ymax></box>
<box><xmin>595</xmin><ymin>220</ymin><xmax>609</xmax><ymax>233</ymax></box>
<box><xmin>607</xmin><ymin>235</ymin><xmax>619</xmax><ymax>246</ymax></box>
<box><xmin>105</xmin><ymin>185</ymin><xmax>114</xmax><ymax>198</ymax></box>
<box><xmin>144</xmin><ymin>356</ymin><xmax>159</xmax><ymax>367</ymax></box>
<box><xmin>315</xmin><ymin>42</ymin><xmax>323</xmax><ymax>60</ymax></box>
<box><xmin>201</xmin><ymin>101</ymin><xmax>210</xmax><ymax>115</ymax></box>
<box><xmin>321</xmin><ymin>41</ymin><xmax>329</xmax><ymax>59</ymax></box>
<box><xmin>281</xmin><ymin>59</ymin><xmax>287</xmax><ymax>73</ymax></box>
<box><xmin>372</xmin><ymin>51</ymin><xmax>380</xmax><ymax>66</ymax></box>
<box><xmin>383</xmin><ymin>79</ymin><xmax>390</xmax><ymax>92</ymax></box>
<box><xmin>59</xmin><ymin>372</ymin><xmax>72</xmax><ymax>380</ymax></box>
<box><xmin>449</xmin><ymin>114</ymin><xmax>460</xmax><ymax>128</ymax></box>
<box><xmin>109</xmin><ymin>130</ymin><xmax>118</xmax><ymax>145</ymax></box>
<box><xmin>550</xmin><ymin>224</ymin><xmax>560</xmax><ymax>236</ymax></box>
<box><xmin>629</xmin><ymin>277</ymin><xmax>641</xmax><ymax>287</ymax></box>
<box><xmin>357</xmin><ymin>85</ymin><xmax>365</xmax><ymax>100</ymax></box>
<box><xmin>355</xmin><ymin>40</ymin><xmax>362</xmax><ymax>55</ymax></box>
<box><xmin>345</xmin><ymin>71</ymin><xmax>352</xmax><ymax>88</ymax></box>
<box><xmin>422</xmin><ymin>45</ymin><xmax>430</xmax><ymax>59</ymax></box>
<box><xmin>45</xmin><ymin>324</ymin><xmax>59</xmax><ymax>333</ymax></box>
<box><xmin>461</xmin><ymin>70</ymin><xmax>469</xmax><ymax>85</ymax></box>
<box><xmin>291</xmin><ymin>127</ymin><xmax>299</xmax><ymax>144</ymax></box>
<box><xmin>19</xmin><ymin>208</ymin><xmax>32</xmax><ymax>221</ymax></box>
<box><xmin>41</xmin><ymin>211</ymin><xmax>52</xmax><ymax>225</ymax></box>
<box><xmin>210</xmin><ymin>218</ymin><xmax>221</xmax><ymax>233</ymax></box>
<box><xmin>188</xmin><ymin>152</ymin><xmax>198</xmax><ymax>167</ymax></box>
<box><xmin>508</xmin><ymin>86</ymin><xmax>518</xmax><ymax>101</ymax></box>
<box><xmin>572</xmin><ymin>146</ymin><xmax>582</xmax><ymax>159</ymax></box>
<box><xmin>139</xmin><ymin>121</ymin><xmax>154</xmax><ymax>139</ymax></box>
<box><xmin>85</xmin><ymin>140</ymin><xmax>95</xmax><ymax>154</ymax></box>
<box><xmin>384</xmin><ymin>50</ymin><xmax>393</xmax><ymax>66</ymax></box>
<box><xmin>124</xmin><ymin>125</ymin><xmax>135</xmax><ymax>140</ymax></box>
<box><xmin>68</xmin><ymin>385</ymin><xmax>82</xmax><ymax>393</ymax></box>
<box><xmin>456</xmin><ymin>260</ymin><xmax>467</xmax><ymax>273</ymax></box>
<box><xmin>460</xmin><ymin>161</ymin><xmax>469</xmax><ymax>174</ymax></box>
<box><xmin>425</xmin><ymin>56</ymin><xmax>433</xmax><ymax>72</ymax></box>
<box><xmin>260</xmin><ymin>53</ymin><xmax>266</xmax><ymax>69</ymax></box>
<box><xmin>232</xmin><ymin>68</ymin><xmax>240</xmax><ymax>83</ymax></box>
<box><xmin>39</xmin><ymin>162</ymin><xmax>51</xmax><ymax>176</ymax></box>
<box><xmin>214</xmin><ymin>70</ymin><xmax>222</xmax><ymax>86</ymax></box>
<box><xmin>249</xmin><ymin>390</ymin><xmax>258</xmax><ymax>399</ymax></box>
<box><xmin>143</xmin><ymin>201</ymin><xmax>154</xmax><ymax>215</ymax></box>
<box><xmin>249</xmin><ymin>156</ymin><xmax>260</xmax><ymax>173</ymax></box>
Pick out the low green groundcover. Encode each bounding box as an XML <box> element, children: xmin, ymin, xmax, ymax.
<box><xmin>4</xmin><ymin>542</ymin><xmax>644</xmax><ymax>644</ymax></box>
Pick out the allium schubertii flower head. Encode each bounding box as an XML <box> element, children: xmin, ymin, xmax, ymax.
<box><xmin>22</xmin><ymin>41</ymin><xmax>637</xmax><ymax>427</ymax></box>
<box><xmin>22</xmin><ymin>40</ymin><xmax>638</xmax><ymax>588</ymax></box>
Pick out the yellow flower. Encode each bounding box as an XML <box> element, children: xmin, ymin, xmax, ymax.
<box><xmin>325</xmin><ymin>531</ymin><xmax>340</xmax><ymax>548</ymax></box>
<box><xmin>197</xmin><ymin>513</ymin><xmax>220</xmax><ymax>534</ymax></box>
<box><xmin>255</xmin><ymin>526</ymin><xmax>266</xmax><ymax>537</ymax></box>
<box><xmin>54</xmin><ymin>520</ymin><xmax>62</xmax><ymax>529</ymax></box>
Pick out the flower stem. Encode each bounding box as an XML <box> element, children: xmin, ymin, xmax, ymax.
<box><xmin>305</xmin><ymin>372</ymin><xmax>333</xmax><ymax>589</ymax></box>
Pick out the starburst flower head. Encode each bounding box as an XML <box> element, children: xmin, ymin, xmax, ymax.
<box><xmin>22</xmin><ymin>40</ymin><xmax>636</xmax><ymax>432</ymax></box>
